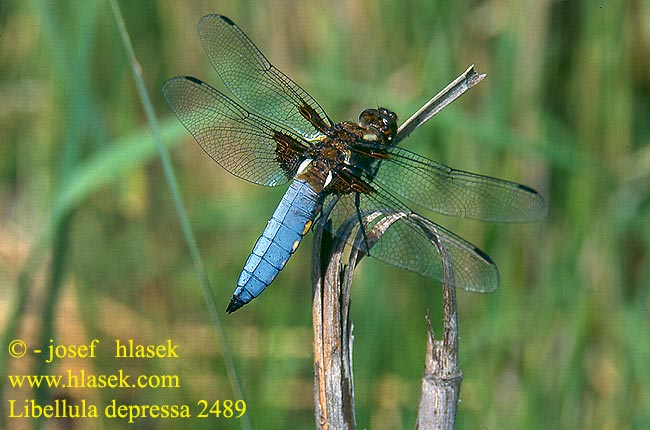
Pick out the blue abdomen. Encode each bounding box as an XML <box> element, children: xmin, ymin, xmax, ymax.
<box><xmin>226</xmin><ymin>179</ymin><xmax>321</xmax><ymax>313</ymax></box>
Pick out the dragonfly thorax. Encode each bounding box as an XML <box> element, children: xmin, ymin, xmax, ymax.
<box><xmin>296</xmin><ymin>116</ymin><xmax>399</xmax><ymax>196</ymax></box>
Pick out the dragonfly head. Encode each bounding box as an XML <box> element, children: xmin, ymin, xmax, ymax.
<box><xmin>359</xmin><ymin>108</ymin><xmax>398</xmax><ymax>142</ymax></box>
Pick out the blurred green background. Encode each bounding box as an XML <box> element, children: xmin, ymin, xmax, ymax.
<box><xmin>1</xmin><ymin>0</ymin><xmax>648</xmax><ymax>429</ymax></box>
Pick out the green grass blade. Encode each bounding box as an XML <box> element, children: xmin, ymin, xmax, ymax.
<box><xmin>108</xmin><ymin>3</ymin><xmax>250</xmax><ymax>429</ymax></box>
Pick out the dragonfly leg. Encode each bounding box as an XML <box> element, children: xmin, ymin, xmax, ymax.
<box><xmin>354</xmin><ymin>192</ymin><xmax>372</xmax><ymax>253</ymax></box>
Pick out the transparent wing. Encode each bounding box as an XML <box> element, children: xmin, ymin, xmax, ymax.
<box><xmin>374</xmin><ymin>147</ymin><xmax>548</xmax><ymax>222</ymax></box>
<box><xmin>163</xmin><ymin>76</ymin><xmax>312</xmax><ymax>186</ymax></box>
<box><xmin>198</xmin><ymin>14</ymin><xmax>332</xmax><ymax>138</ymax></box>
<box><xmin>322</xmin><ymin>184</ymin><xmax>499</xmax><ymax>293</ymax></box>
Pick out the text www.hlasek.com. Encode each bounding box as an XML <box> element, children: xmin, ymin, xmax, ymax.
<box><xmin>8</xmin><ymin>369</ymin><xmax>180</xmax><ymax>389</ymax></box>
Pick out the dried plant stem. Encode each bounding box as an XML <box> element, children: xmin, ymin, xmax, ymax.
<box><xmin>311</xmin><ymin>213</ymin><xmax>358</xmax><ymax>430</ymax></box>
<box><xmin>311</xmin><ymin>212</ymin><xmax>462</xmax><ymax>430</ymax></box>
<box><xmin>414</xmin><ymin>218</ymin><xmax>462</xmax><ymax>429</ymax></box>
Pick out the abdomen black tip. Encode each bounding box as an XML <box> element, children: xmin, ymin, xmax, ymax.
<box><xmin>226</xmin><ymin>296</ymin><xmax>245</xmax><ymax>314</ymax></box>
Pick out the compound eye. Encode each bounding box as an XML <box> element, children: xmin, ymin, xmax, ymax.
<box><xmin>377</xmin><ymin>108</ymin><xmax>392</xmax><ymax>118</ymax></box>
<box><xmin>378</xmin><ymin>109</ymin><xmax>398</xmax><ymax>137</ymax></box>
<box><xmin>359</xmin><ymin>108</ymin><xmax>379</xmax><ymax>125</ymax></box>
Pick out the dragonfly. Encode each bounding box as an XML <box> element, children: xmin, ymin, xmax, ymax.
<box><xmin>163</xmin><ymin>14</ymin><xmax>547</xmax><ymax>313</ymax></box>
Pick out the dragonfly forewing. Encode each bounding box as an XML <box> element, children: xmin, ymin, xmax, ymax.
<box><xmin>375</xmin><ymin>147</ymin><xmax>548</xmax><ymax>222</ymax></box>
<box><xmin>197</xmin><ymin>14</ymin><xmax>332</xmax><ymax>139</ymax></box>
